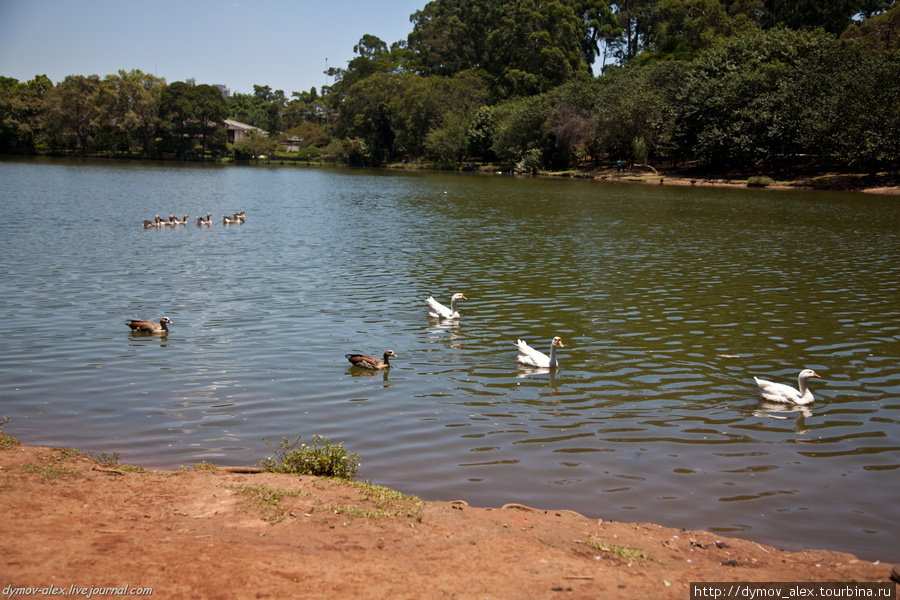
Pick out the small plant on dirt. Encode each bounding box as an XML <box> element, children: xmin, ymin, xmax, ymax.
<box><xmin>87</xmin><ymin>451</ymin><xmax>120</xmax><ymax>465</ymax></box>
<box><xmin>0</xmin><ymin>416</ymin><xmax>18</xmax><ymax>450</ymax></box>
<box><xmin>193</xmin><ymin>461</ymin><xmax>217</xmax><ymax>471</ymax></box>
<box><xmin>588</xmin><ymin>539</ymin><xmax>656</xmax><ymax>566</ymax></box>
<box><xmin>258</xmin><ymin>434</ymin><xmax>361</xmax><ymax>480</ymax></box>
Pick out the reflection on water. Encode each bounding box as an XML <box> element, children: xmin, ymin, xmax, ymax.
<box><xmin>0</xmin><ymin>157</ymin><xmax>898</xmax><ymax>561</ymax></box>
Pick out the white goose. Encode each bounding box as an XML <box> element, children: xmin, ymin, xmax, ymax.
<box><xmin>516</xmin><ymin>336</ymin><xmax>564</xmax><ymax>368</ymax></box>
<box><xmin>754</xmin><ymin>369</ymin><xmax>821</xmax><ymax>405</ymax></box>
<box><xmin>426</xmin><ymin>293</ymin><xmax>467</xmax><ymax>319</ymax></box>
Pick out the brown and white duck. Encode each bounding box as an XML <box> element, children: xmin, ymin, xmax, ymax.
<box><xmin>234</xmin><ymin>209</ymin><xmax>246</xmax><ymax>222</ymax></box>
<box><xmin>223</xmin><ymin>214</ymin><xmax>242</xmax><ymax>225</ymax></box>
<box><xmin>125</xmin><ymin>317</ymin><xmax>173</xmax><ymax>334</ymax></box>
<box><xmin>345</xmin><ymin>350</ymin><xmax>397</xmax><ymax>370</ymax></box>
<box><xmin>196</xmin><ymin>212</ymin><xmax>212</xmax><ymax>226</ymax></box>
<box><xmin>174</xmin><ymin>213</ymin><xmax>189</xmax><ymax>225</ymax></box>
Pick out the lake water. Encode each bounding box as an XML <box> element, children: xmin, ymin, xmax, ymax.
<box><xmin>1</xmin><ymin>157</ymin><xmax>898</xmax><ymax>562</ymax></box>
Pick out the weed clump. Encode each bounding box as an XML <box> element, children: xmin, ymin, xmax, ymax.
<box><xmin>258</xmin><ymin>434</ymin><xmax>361</xmax><ymax>480</ymax></box>
<box><xmin>230</xmin><ymin>484</ymin><xmax>307</xmax><ymax>522</ymax></box>
<box><xmin>588</xmin><ymin>539</ymin><xmax>656</xmax><ymax>565</ymax></box>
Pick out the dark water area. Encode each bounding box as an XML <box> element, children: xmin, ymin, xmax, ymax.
<box><xmin>1</xmin><ymin>157</ymin><xmax>898</xmax><ymax>561</ymax></box>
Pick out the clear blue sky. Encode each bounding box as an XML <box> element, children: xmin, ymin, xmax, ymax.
<box><xmin>0</xmin><ymin>0</ymin><xmax>427</xmax><ymax>96</ymax></box>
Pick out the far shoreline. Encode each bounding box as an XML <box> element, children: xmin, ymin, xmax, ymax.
<box><xmin>3</xmin><ymin>153</ymin><xmax>898</xmax><ymax>195</ymax></box>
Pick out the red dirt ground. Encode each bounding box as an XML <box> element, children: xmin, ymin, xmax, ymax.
<box><xmin>2</xmin><ymin>443</ymin><xmax>896</xmax><ymax>599</ymax></box>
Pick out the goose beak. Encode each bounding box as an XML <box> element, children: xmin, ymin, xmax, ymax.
<box><xmin>812</xmin><ymin>372</ymin><xmax>821</xmax><ymax>378</ymax></box>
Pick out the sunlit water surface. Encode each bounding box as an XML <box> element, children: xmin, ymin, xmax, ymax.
<box><xmin>1</xmin><ymin>157</ymin><xmax>898</xmax><ymax>561</ymax></box>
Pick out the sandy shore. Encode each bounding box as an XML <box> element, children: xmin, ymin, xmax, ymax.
<box><xmin>1</xmin><ymin>440</ymin><xmax>896</xmax><ymax>600</ymax></box>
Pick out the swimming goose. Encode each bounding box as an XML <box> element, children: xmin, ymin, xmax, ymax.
<box><xmin>516</xmin><ymin>337</ymin><xmax>564</xmax><ymax>368</ymax></box>
<box><xmin>234</xmin><ymin>210</ymin><xmax>246</xmax><ymax>222</ymax></box>
<box><xmin>754</xmin><ymin>369</ymin><xmax>821</xmax><ymax>405</ymax></box>
<box><xmin>223</xmin><ymin>214</ymin><xmax>242</xmax><ymax>225</ymax></box>
<box><xmin>142</xmin><ymin>215</ymin><xmax>164</xmax><ymax>228</ymax></box>
<box><xmin>426</xmin><ymin>293</ymin><xmax>467</xmax><ymax>319</ymax></box>
<box><xmin>175</xmin><ymin>213</ymin><xmax>189</xmax><ymax>225</ymax></box>
<box><xmin>345</xmin><ymin>350</ymin><xmax>397</xmax><ymax>370</ymax></box>
<box><xmin>196</xmin><ymin>212</ymin><xmax>212</xmax><ymax>225</ymax></box>
<box><xmin>126</xmin><ymin>317</ymin><xmax>173</xmax><ymax>334</ymax></box>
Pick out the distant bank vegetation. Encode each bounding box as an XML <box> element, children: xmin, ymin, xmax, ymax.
<box><xmin>2</xmin><ymin>1</ymin><xmax>898</xmax><ymax>176</ymax></box>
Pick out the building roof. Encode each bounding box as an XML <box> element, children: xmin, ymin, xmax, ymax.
<box><xmin>225</xmin><ymin>119</ymin><xmax>268</xmax><ymax>135</ymax></box>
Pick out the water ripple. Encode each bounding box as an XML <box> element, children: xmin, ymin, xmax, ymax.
<box><xmin>0</xmin><ymin>160</ymin><xmax>898</xmax><ymax>561</ymax></box>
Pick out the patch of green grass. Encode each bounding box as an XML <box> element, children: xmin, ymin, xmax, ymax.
<box><xmin>23</xmin><ymin>464</ymin><xmax>84</xmax><ymax>481</ymax></box>
<box><xmin>258</xmin><ymin>434</ymin><xmax>361</xmax><ymax>480</ymax></box>
<box><xmin>36</xmin><ymin>447</ymin><xmax>82</xmax><ymax>463</ymax></box>
<box><xmin>588</xmin><ymin>540</ymin><xmax>656</xmax><ymax>565</ymax></box>
<box><xmin>319</xmin><ymin>481</ymin><xmax>424</xmax><ymax>522</ymax></box>
<box><xmin>230</xmin><ymin>484</ymin><xmax>309</xmax><ymax>523</ymax></box>
<box><xmin>193</xmin><ymin>461</ymin><xmax>217</xmax><ymax>471</ymax></box>
<box><xmin>118</xmin><ymin>463</ymin><xmax>147</xmax><ymax>473</ymax></box>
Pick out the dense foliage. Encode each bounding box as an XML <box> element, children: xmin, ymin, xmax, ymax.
<box><xmin>1</xmin><ymin>0</ymin><xmax>898</xmax><ymax>172</ymax></box>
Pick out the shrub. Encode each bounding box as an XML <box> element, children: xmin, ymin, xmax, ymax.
<box><xmin>747</xmin><ymin>175</ymin><xmax>775</xmax><ymax>187</ymax></box>
<box><xmin>258</xmin><ymin>434</ymin><xmax>360</xmax><ymax>480</ymax></box>
<box><xmin>0</xmin><ymin>416</ymin><xmax>18</xmax><ymax>450</ymax></box>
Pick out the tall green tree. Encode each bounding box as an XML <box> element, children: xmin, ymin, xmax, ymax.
<box><xmin>491</xmin><ymin>93</ymin><xmax>553</xmax><ymax>164</ymax></box>
<box><xmin>284</xmin><ymin>87</ymin><xmax>325</xmax><ymax>129</ymax></box>
<box><xmin>574</xmin><ymin>0</ymin><xmax>622</xmax><ymax>71</ymax></box>
<box><xmin>334</xmin><ymin>72</ymin><xmax>412</xmax><ymax>163</ymax></box>
<box><xmin>673</xmin><ymin>28</ymin><xmax>842</xmax><ymax>167</ymax></box>
<box><xmin>408</xmin><ymin>0</ymin><xmax>607</xmax><ymax>97</ymax></box>
<box><xmin>592</xmin><ymin>61</ymin><xmax>685</xmax><ymax>164</ymax></box>
<box><xmin>758</xmin><ymin>0</ymin><xmax>866</xmax><ymax>34</ymax></box>
<box><xmin>329</xmin><ymin>35</ymin><xmax>412</xmax><ymax>97</ymax></box>
<box><xmin>98</xmin><ymin>69</ymin><xmax>165</xmax><ymax>156</ymax></box>
<box><xmin>841</xmin><ymin>2</ymin><xmax>900</xmax><ymax>51</ymax></box>
<box><xmin>43</xmin><ymin>74</ymin><xmax>102</xmax><ymax>153</ymax></box>
<box><xmin>0</xmin><ymin>75</ymin><xmax>51</xmax><ymax>153</ymax></box>
<box><xmin>644</xmin><ymin>0</ymin><xmax>749</xmax><ymax>59</ymax></box>
<box><xmin>781</xmin><ymin>37</ymin><xmax>900</xmax><ymax>171</ymax></box>
<box><xmin>158</xmin><ymin>81</ymin><xmax>228</xmax><ymax>158</ymax></box>
<box><xmin>467</xmin><ymin>106</ymin><xmax>497</xmax><ymax>162</ymax></box>
<box><xmin>227</xmin><ymin>92</ymin><xmax>269</xmax><ymax>129</ymax></box>
<box><xmin>608</xmin><ymin>0</ymin><xmax>658</xmax><ymax>61</ymax></box>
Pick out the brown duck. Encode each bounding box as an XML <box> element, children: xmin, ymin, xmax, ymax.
<box><xmin>126</xmin><ymin>317</ymin><xmax>173</xmax><ymax>334</ymax></box>
<box><xmin>345</xmin><ymin>350</ymin><xmax>397</xmax><ymax>370</ymax></box>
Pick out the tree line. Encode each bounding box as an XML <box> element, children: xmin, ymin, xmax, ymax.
<box><xmin>1</xmin><ymin>0</ymin><xmax>898</xmax><ymax>172</ymax></box>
